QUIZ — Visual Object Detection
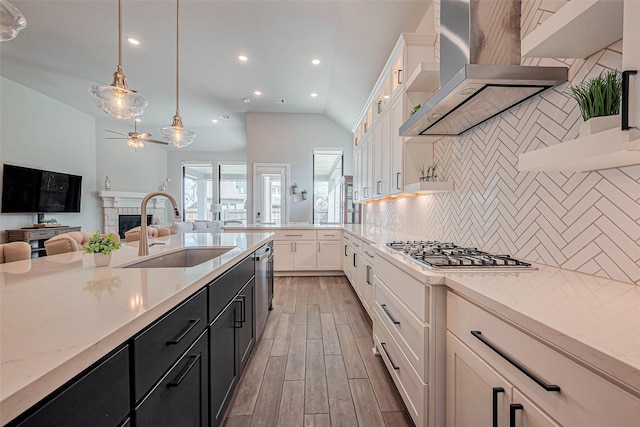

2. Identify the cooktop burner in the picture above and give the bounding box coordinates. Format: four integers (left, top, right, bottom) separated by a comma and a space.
385, 241, 533, 270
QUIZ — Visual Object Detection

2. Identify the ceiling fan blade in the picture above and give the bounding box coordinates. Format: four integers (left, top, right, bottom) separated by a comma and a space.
138, 133, 151, 139
105, 137, 128, 140
105, 129, 127, 136
143, 138, 169, 145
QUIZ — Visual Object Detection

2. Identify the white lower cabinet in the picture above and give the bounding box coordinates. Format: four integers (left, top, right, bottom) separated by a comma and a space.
274, 240, 316, 271
317, 240, 342, 270
273, 241, 294, 271
447, 291, 640, 427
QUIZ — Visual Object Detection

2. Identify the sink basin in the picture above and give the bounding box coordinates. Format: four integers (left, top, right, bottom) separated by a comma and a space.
121, 247, 234, 268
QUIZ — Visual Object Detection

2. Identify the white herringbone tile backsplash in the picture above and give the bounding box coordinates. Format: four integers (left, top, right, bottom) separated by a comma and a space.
364, 2, 640, 285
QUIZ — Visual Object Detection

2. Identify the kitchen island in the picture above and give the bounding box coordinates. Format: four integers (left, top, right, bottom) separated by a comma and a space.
0, 232, 273, 426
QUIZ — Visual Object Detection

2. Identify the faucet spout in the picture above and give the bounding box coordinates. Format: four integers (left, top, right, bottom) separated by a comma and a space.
139, 191, 181, 256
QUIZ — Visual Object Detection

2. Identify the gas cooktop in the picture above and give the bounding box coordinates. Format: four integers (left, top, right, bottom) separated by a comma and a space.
385, 241, 534, 270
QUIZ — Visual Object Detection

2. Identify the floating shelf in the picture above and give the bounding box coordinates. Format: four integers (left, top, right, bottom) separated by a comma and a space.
405, 61, 440, 93
521, 0, 623, 59
518, 128, 640, 172
403, 181, 454, 194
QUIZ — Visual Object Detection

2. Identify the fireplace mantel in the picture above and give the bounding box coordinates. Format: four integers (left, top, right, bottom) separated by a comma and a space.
98, 191, 166, 209
98, 191, 167, 235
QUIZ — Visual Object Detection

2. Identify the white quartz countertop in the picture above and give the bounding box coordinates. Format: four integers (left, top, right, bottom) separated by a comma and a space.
339, 225, 640, 394
0, 232, 273, 425
222, 223, 343, 229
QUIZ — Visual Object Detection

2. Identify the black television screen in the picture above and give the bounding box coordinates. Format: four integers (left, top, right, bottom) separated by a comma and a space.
1, 164, 82, 213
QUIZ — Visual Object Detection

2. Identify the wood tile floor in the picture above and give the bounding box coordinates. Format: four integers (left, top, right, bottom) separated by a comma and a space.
223, 276, 414, 427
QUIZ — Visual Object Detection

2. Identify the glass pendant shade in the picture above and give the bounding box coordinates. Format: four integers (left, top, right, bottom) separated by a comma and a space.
0, 0, 27, 41
160, 113, 195, 148
88, 0, 146, 119
89, 66, 148, 119
127, 137, 145, 150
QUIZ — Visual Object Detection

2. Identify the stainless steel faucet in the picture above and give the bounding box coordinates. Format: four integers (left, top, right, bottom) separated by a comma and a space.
139, 191, 181, 256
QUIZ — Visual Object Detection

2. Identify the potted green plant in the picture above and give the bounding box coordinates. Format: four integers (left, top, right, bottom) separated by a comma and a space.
83, 231, 121, 267
566, 69, 622, 137
301, 188, 308, 200
291, 183, 298, 194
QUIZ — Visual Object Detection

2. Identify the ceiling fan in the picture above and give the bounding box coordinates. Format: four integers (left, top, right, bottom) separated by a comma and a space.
104, 120, 169, 150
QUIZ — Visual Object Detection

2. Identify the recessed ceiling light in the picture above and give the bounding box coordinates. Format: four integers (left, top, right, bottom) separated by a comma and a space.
311, 58, 321, 65
383, 95, 390, 99
238, 55, 248, 62
127, 37, 140, 46
254, 91, 262, 96
212, 119, 218, 123
310, 93, 318, 98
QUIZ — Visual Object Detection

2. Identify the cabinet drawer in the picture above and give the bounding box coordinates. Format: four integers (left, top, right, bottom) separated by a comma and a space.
374, 254, 429, 323
374, 313, 427, 427
15, 346, 129, 427
316, 229, 341, 240
374, 276, 428, 381
31, 230, 56, 239
135, 330, 208, 427
209, 255, 254, 322
274, 230, 316, 240
350, 236, 364, 252
133, 288, 207, 402
447, 292, 640, 426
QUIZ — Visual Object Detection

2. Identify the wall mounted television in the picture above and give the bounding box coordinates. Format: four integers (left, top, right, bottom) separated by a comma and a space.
1, 164, 82, 214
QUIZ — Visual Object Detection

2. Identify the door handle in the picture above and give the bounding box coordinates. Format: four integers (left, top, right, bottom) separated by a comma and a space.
318, 242, 321, 253
492, 387, 505, 427
167, 354, 201, 387
509, 403, 523, 427
345, 245, 348, 257
622, 70, 637, 130
365, 265, 372, 285
166, 319, 200, 345
380, 304, 400, 325
396, 172, 401, 190
380, 342, 399, 370
353, 253, 357, 268
397, 69, 403, 85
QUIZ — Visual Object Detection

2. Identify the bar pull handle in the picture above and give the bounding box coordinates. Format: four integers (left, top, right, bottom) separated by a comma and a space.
376, 181, 382, 194
509, 403, 523, 427
318, 242, 321, 253
471, 331, 560, 392
168, 354, 201, 387
166, 319, 200, 345
364, 250, 374, 258
380, 304, 400, 325
492, 387, 505, 427
396, 172, 401, 190
353, 253, 357, 268
377, 100, 383, 114
622, 70, 637, 130
380, 342, 399, 370
285, 234, 303, 237
397, 69, 403, 85
365, 265, 372, 285
345, 244, 348, 257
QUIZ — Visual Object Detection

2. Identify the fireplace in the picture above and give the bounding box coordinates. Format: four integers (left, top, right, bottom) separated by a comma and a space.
119, 215, 152, 239
98, 191, 167, 236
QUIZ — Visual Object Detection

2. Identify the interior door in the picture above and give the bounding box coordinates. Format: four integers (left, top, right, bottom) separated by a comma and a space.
253, 164, 289, 224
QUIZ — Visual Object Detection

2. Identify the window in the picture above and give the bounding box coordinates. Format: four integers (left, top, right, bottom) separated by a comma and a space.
313, 149, 343, 224
182, 163, 213, 221
219, 163, 247, 225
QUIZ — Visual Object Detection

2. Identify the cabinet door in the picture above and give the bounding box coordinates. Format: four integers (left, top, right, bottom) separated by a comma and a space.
273, 241, 294, 271
14, 346, 130, 427
317, 240, 342, 270
135, 331, 209, 427
352, 252, 363, 298
237, 278, 255, 373
390, 96, 404, 194
510, 389, 560, 427
353, 146, 362, 202
210, 302, 238, 427
373, 111, 391, 197
446, 332, 512, 427
343, 242, 354, 281
292, 241, 317, 270
365, 138, 374, 199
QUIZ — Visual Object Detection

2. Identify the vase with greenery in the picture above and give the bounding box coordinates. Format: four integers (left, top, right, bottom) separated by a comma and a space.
83, 231, 121, 267
566, 70, 622, 136
291, 183, 298, 194
301, 189, 308, 200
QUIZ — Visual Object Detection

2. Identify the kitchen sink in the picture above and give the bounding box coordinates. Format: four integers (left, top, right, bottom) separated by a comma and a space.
121, 247, 235, 268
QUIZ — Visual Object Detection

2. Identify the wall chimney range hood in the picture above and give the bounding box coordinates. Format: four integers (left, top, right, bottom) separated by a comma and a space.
400, 0, 568, 137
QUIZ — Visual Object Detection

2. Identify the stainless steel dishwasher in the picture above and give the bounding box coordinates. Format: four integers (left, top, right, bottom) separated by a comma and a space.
254, 241, 273, 340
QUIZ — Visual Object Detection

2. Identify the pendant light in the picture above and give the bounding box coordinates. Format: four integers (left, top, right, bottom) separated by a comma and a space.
160, 0, 195, 148
88, 0, 147, 120
0, 0, 26, 42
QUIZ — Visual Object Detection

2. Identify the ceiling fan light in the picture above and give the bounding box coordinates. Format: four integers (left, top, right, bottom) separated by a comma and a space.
127, 138, 145, 150
160, 113, 195, 148
0, 0, 26, 42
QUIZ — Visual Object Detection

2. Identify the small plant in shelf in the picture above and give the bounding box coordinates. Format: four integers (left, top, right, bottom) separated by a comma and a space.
301, 189, 308, 200
410, 104, 421, 116
566, 69, 622, 137
291, 183, 298, 194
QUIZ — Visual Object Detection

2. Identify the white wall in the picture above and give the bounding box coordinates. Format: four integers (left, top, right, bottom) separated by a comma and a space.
246, 113, 353, 223
0, 77, 99, 240
95, 118, 168, 194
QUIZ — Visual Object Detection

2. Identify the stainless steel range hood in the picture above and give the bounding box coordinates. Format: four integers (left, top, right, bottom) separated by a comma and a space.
400, 0, 568, 137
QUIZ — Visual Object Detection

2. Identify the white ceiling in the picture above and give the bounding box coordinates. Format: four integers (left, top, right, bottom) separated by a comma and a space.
0, 0, 429, 152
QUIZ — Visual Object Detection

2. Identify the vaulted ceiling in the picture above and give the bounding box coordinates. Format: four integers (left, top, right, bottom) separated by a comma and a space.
1, 1, 430, 151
